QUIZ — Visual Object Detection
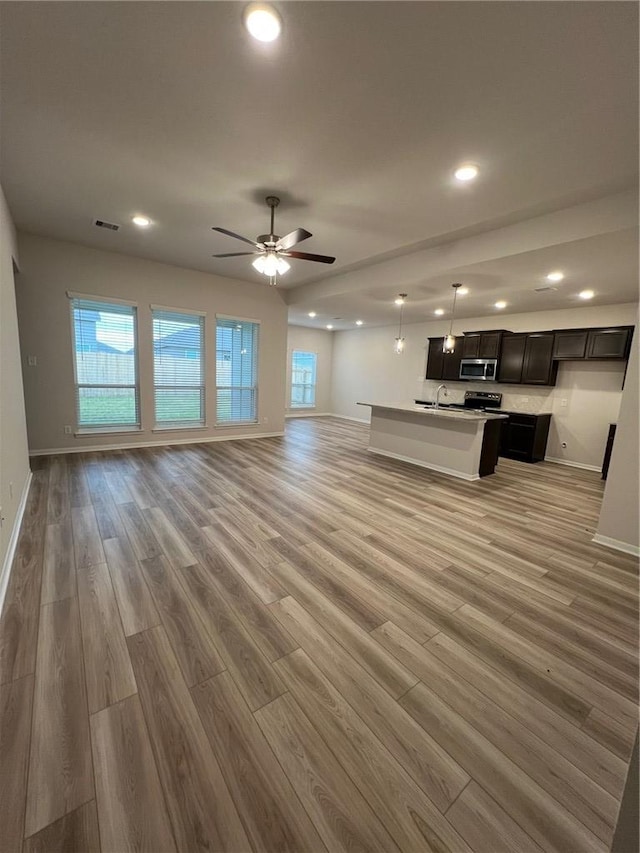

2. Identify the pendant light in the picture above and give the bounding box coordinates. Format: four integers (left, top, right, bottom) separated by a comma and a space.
443, 283, 462, 353
394, 294, 407, 354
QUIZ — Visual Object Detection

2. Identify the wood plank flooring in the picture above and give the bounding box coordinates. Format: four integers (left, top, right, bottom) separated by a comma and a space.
0, 417, 637, 852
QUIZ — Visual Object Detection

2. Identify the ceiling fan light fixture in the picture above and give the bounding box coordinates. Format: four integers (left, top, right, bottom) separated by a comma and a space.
252, 253, 290, 276
244, 3, 282, 42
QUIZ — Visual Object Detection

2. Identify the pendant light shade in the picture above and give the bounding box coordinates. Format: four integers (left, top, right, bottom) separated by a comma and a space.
394, 293, 407, 354
443, 333, 456, 353
442, 283, 462, 353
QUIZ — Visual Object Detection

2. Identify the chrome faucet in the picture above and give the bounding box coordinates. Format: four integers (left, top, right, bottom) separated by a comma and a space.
435, 384, 448, 409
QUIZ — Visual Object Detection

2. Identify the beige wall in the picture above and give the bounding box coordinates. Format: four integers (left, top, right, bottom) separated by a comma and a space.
16, 233, 289, 453
596, 310, 639, 552
286, 325, 334, 415
330, 302, 637, 469
0, 185, 30, 587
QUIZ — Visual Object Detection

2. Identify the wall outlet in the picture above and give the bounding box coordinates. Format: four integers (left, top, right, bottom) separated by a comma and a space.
560, 398, 568, 407
28, 355, 37, 367
63, 425, 72, 435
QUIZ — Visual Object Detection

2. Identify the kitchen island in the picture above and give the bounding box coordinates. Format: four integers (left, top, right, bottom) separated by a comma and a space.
357, 402, 508, 480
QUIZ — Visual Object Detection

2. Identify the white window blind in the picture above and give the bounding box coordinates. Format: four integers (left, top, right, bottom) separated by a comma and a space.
290, 350, 317, 408
152, 309, 205, 427
216, 318, 259, 424
71, 298, 139, 429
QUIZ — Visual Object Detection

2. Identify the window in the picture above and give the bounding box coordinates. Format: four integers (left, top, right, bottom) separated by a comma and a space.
290, 350, 317, 408
71, 297, 139, 429
152, 308, 205, 427
216, 318, 259, 424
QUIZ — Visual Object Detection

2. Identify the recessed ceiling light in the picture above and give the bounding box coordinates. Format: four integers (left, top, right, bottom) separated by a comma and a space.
495, 300, 507, 309
454, 163, 479, 182
457, 287, 469, 296
244, 3, 282, 42
326, 324, 333, 330
132, 215, 151, 228
308, 311, 316, 318
546, 271, 564, 282
579, 290, 594, 300
434, 309, 444, 316
355, 320, 363, 326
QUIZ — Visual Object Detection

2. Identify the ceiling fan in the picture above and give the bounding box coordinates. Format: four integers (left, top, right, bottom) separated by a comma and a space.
212, 195, 335, 281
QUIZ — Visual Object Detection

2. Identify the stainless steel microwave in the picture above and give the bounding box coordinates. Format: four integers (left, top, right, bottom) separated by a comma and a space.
459, 358, 497, 381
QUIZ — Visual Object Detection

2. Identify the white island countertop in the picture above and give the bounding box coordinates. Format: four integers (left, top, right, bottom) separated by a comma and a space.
357, 402, 508, 421
357, 402, 507, 480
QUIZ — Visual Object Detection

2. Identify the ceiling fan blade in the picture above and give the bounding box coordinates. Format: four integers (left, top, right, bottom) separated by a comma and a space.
283, 250, 336, 265
212, 251, 257, 258
212, 227, 259, 248
276, 228, 312, 252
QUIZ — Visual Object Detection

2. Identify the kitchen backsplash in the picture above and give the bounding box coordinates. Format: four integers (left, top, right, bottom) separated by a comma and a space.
419, 379, 553, 412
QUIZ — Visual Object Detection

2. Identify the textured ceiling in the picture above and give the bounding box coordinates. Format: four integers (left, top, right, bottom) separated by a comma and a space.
1, 1, 638, 328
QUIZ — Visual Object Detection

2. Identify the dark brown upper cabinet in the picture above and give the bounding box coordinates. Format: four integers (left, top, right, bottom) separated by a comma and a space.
425, 336, 464, 380
551, 326, 633, 361
462, 331, 504, 359
498, 332, 558, 386
522, 332, 558, 385
498, 334, 527, 383
553, 329, 588, 360
425, 337, 445, 380
442, 338, 465, 380
586, 327, 633, 360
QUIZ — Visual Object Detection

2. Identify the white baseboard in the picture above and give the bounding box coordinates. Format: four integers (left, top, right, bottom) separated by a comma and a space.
545, 456, 601, 473
367, 447, 480, 481
0, 471, 33, 619
592, 533, 640, 557
285, 412, 332, 419
328, 413, 370, 424
29, 431, 285, 457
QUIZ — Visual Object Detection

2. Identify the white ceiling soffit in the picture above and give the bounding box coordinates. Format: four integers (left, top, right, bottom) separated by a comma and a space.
0, 1, 638, 321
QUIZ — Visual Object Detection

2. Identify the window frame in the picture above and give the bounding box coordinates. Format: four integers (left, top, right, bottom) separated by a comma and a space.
290, 349, 318, 409
69, 295, 141, 433
151, 306, 206, 430
215, 315, 260, 426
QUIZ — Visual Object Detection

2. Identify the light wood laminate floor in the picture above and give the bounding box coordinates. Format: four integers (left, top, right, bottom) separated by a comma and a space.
0, 416, 637, 853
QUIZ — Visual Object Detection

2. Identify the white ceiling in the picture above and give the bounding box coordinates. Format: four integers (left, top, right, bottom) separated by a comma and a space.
1, 1, 638, 329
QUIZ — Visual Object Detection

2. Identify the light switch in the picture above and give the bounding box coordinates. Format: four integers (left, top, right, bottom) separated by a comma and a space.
28, 355, 37, 366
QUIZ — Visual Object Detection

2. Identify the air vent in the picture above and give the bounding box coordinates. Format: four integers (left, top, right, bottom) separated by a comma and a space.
94, 219, 120, 231
534, 285, 558, 293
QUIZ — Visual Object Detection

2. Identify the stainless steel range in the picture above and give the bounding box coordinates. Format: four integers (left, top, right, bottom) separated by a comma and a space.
450, 391, 504, 412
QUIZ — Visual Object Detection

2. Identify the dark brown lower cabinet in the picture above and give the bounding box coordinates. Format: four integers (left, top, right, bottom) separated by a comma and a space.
499, 413, 552, 463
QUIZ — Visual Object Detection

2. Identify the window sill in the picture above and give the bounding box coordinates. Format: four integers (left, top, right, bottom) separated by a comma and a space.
75, 427, 143, 437
152, 425, 207, 432
215, 421, 259, 428
289, 406, 317, 411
